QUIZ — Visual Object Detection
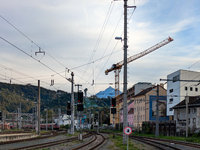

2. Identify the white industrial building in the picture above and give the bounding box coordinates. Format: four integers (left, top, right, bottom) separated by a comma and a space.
167, 69, 200, 117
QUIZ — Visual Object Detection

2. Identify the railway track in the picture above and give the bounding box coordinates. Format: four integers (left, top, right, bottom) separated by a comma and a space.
9, 133, 93, 150
129, 136, 181, 150
71, 132, 106, 150
99, 131, 200, 150
131, 135, 200, 149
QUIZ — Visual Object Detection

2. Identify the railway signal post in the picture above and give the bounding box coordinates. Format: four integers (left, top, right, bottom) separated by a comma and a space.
124, 126, 132, 150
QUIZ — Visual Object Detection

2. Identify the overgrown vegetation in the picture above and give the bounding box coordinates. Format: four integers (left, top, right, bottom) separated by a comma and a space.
108, 134, 140, 150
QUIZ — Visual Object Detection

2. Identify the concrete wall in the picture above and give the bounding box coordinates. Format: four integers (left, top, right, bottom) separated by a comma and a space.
134, 82, 152, 95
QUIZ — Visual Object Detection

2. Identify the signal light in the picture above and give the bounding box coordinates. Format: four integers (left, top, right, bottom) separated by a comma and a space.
77, 104, 84, 111
67, 102, 71, 110
67, 111, 71, 115
111, 108, 116, 114
78, 92, 83, 103
111, 98, 116, 107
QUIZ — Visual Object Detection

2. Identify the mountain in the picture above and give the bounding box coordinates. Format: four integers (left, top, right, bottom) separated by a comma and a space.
95, 86, 121, 98
0, 82, 77, 113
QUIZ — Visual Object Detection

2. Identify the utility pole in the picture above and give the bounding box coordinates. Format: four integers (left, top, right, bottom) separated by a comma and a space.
3, 111, 5, 130
123, 0, 128, 144
156, 84, 159, 137
186, 96, 189, 137
98, 111, 99, 133
71, 72, 74, 135
46, 109, 48, 131
18, 102, 21, 129
38, 80, 41, 135
75, 84, 82, 131
58, 108, 61, 128
52, 109, 53, 131
89, 110, 91, 129
32, 107, 34, 129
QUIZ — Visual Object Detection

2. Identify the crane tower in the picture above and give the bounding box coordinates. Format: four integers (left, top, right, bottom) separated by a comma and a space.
105, 37, 173, 125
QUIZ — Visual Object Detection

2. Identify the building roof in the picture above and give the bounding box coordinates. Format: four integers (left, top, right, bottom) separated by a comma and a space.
131, 85, 166, 98
128, 100, 134, 105
173, 96, 200, 109
120, 100, 134, 111
132, 86, 155, 97
128, 108, 134, 114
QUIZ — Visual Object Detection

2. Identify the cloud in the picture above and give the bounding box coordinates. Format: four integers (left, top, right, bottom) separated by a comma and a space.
136, 22, 151, 28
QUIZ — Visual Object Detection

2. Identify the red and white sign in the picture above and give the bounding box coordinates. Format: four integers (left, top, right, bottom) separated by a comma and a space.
124, 127, 132, 135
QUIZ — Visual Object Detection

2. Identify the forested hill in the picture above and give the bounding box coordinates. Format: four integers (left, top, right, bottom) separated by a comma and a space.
0, 82, 71, 113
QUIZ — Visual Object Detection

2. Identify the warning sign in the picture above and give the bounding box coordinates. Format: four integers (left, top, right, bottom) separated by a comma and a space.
124, 127, 132, 135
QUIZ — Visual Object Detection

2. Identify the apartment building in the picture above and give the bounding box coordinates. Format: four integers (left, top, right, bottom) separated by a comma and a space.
132, 84, 168, 129
173, 96, 200, 133
110, 82, 152, 124
167, 69, 200, 117
120, 100, 134, 127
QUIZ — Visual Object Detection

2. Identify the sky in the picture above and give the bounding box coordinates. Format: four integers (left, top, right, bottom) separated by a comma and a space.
0, 0, 200, 96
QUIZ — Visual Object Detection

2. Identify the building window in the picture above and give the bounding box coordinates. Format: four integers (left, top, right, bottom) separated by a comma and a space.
195, 88, 198, 92
169, 98, 173, 103
192, 108, 196, 114
190, 87, 193, 91
193, 118, 196, 123
185, 87, 188, 91
188, 118, 190, 124
169, 108, 173, 111
169, 89, 173, 93
173, 75, 179, 82
188, 109, 190, 114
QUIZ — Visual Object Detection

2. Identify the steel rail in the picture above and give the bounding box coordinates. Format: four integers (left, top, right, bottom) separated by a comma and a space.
9, 133, 92, 150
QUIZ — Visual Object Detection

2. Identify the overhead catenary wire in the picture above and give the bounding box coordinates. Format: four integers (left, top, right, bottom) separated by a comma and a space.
84, 4, 137, 94
78, 1, 115, 83
0, 14, 93, 87
0, 36, 71, 85
0, 63, 59, 90
94, 5, 136, 81
0, 14, 71, 72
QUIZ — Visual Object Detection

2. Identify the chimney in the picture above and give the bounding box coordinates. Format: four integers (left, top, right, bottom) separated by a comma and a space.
160, 83, 164, 88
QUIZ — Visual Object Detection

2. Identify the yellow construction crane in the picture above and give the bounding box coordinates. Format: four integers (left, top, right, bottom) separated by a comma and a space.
105, 37, 173, 124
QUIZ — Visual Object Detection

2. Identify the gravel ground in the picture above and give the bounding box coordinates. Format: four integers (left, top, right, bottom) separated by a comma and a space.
98, 133, 158, 150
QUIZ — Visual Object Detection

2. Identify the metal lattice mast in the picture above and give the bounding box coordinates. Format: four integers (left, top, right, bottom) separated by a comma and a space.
75, 84, 82, 131
123, 0, 128, 144
71, 72, 74, 135
38, 80, 41, 135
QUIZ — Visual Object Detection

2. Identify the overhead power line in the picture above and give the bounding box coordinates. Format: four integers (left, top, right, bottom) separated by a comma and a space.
0, 63, 58, 90
0, 14, 93, 86
79, 1, 115, 83
0, 36, 71, 84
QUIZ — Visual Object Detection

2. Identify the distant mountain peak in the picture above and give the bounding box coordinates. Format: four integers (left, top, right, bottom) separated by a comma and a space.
95, 86, 121, 98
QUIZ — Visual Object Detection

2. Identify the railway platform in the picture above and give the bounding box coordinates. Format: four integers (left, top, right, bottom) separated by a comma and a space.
0, 133, 37, 142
